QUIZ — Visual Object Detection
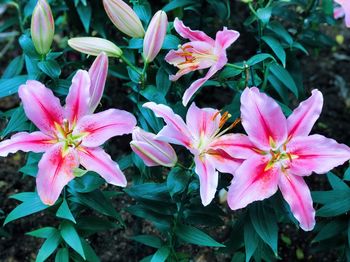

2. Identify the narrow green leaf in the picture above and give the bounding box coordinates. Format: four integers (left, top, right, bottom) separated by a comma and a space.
247, 53, 276, 66
36, 230, 61, 262
56, 199, 76, 223
2, 55, 24, 79
0, 75, 28, 98
163, 0, 196, 12
244, 220, 259, 262
38, 60, 61, 79
151, 246, 170, 262
76, 2, 91, 33
60, 221, 85, 260
80, 238, 100, 262
131, 235, 162, 248
167, 167, 190, 197
1, 106, 30, 138
313, 220, 346, 242
327, 172, 349, 191
55, 248, 69, 262
27, 227, 57, 239
261, 36, 286, 67
256, 7, 272, 25
175, 224, 225, 247
269, 63, 298, 98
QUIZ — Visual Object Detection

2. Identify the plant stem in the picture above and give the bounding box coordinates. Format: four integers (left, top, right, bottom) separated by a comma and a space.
120, 55, 142, 75
226, 63, 245, 71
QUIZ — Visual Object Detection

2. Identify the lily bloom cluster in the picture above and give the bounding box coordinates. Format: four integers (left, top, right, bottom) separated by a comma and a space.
0, 53, 136, 205
137, 88, 350, 231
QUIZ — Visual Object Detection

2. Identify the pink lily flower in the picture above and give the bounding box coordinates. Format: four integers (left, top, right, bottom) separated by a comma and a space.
228, 87, 350, 231
165, 18, 240, 106
0, 63, 136, 205
334, 0, 350, 27
143, 102, 255, 206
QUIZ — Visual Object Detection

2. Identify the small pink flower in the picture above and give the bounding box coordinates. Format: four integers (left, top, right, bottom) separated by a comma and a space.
227, 87, 350, 231
143, 102, 254, 206
130, 127, 177, 167
143, 10, 168, 63
0, 65, 136, 205
165, 18, 240, 106
334, 0, 350, 27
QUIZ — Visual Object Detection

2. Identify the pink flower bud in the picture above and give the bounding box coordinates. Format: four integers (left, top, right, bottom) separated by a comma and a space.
103, 0, 145, 38
130, 127, 177, 167
68, 37, 123, 57
143, 10, 168, 63
31, 0, 54, 55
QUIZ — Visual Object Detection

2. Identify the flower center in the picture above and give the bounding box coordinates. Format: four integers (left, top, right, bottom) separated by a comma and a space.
176, 45, 217, 69
54, 120, 84, 149
264, 143, 297, 172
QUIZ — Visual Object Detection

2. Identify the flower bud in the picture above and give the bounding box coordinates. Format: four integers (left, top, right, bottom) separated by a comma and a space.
31, 0, 54, 55
68, 37, 123, 57
88, 52, 108, 113
130, 127, 177, 167
143, 10, 168, 63
103, 0, 145, 38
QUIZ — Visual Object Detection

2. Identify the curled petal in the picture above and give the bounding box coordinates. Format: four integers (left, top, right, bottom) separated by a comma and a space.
240, 87, 287, 150
68, 37, 123, 57
75, 109, 136, 147
209, 133, 258, 159
88, 52, 109, 113
186, 103, 220, 140
215, 27, 240, 50
288, 134, 350, 176
227, 156, 279, 210
143, 102, 192, 147
174, 18, 215, 44
278, 174, 315, 231
206, 149, 243, 175
78, 147, 127, 187
182, 54, 227, 106
194, 155, 218, 206
18, 80, 64, 135
287, 89, 323, 138
0, 132, 54, 157
65, 70, 91, 124
36, 144, 78, 205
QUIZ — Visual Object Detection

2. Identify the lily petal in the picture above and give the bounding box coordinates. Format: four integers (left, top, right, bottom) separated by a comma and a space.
288, 134, 350, 176
215, 27, 240, 50
287, 89, 323, 138
209, 133, 258, 159
206, 149, 243, 175
65, 70, 91, 124
194, 155, 218, 206
186, 103, 220, 140
182, 53, 227, 106
240, 87, 288, 150
278, 173, 315, 231
88, 53, 108, 113
78, 147, 127, 187
36, 144, 78, 205
227, 156, 279, 210
174, 18, 215, 44
75, 109, 136, 148
18, 80, 64, 135
0, 132, 54, 157
335, 0, 350, 27
143, 102, 192, 147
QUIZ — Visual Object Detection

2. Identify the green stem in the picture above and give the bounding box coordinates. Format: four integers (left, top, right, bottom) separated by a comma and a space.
226, 63, 245, 71
10, 1, 24, 33
120, 55, 142, 75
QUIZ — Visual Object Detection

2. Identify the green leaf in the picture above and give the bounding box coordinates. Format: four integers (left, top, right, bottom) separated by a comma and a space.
127, 205, 172, 229
134, 3, 151, 24
131, 235, 162, 248
56, 199, 76, 223
317, 197, 350, 217
156, 68, 171, 96
1, 106, 30, 138
151, 246, 170, 262
4, 192, 49, 225
76, 216, 121, 235
19, 34, 39, 58
76, 2, 91, 33
327, 172, 349, 190
244, 220, 259, 262
68, 172, 104, 193
344, 167, 350, 181
140, 85, 167, 104
269, 63, 298, 98
27, 227, 57, 239
167, 167, 190, 197
247, 53, 276, 66
0, 75, 28, 98
163, 0, 196, 12
175, 224, 225, 247
36, 229, 61, 262
2, 55, 24, 79
256, 7, 272, 25
261, 36, 286, 67
125, 183, 171, 202
249, 203, 278, 254
38, 60, 61, 79
55, 248, 69, 262
313, 220, 346, 242
267, 22, 293, 45
80, 238, 100, 262
162, 35, 181, 49
60, 221, 85, 260
267, 74, 289, 105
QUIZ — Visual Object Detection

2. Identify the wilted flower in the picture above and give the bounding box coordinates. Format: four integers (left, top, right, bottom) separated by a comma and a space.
227, 87, 350, 231
103, 0, 145, 38
31, 0, 55, 55
0, 66, 136, 205
144, 102, 253, 206
143, 10, 168, 63
68, 37, 123, 57
130, 127, 177, 167
165, 18, 240, 106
